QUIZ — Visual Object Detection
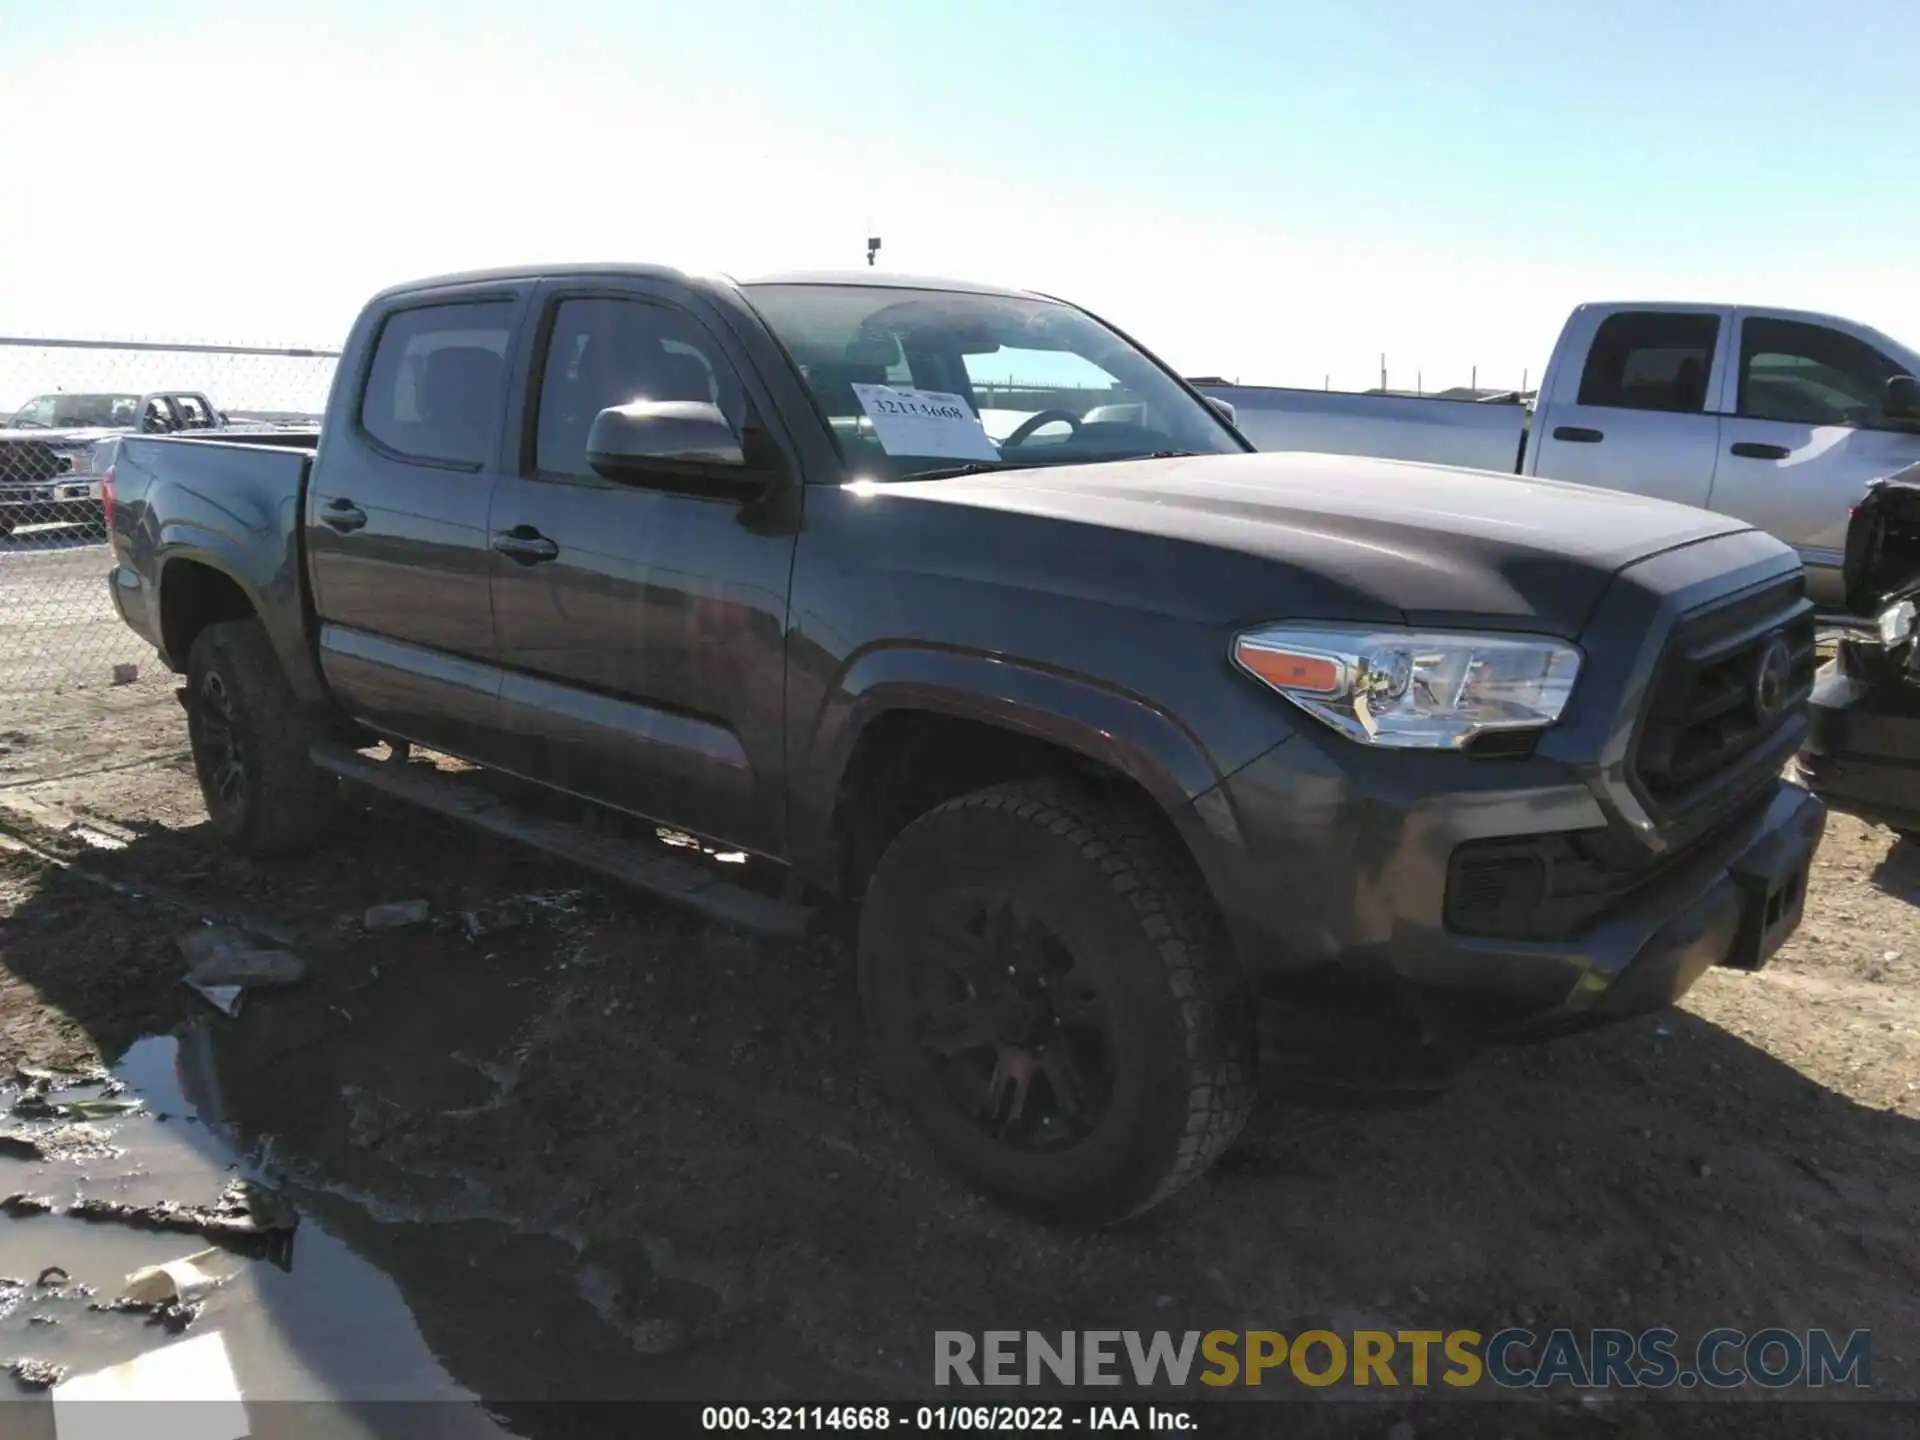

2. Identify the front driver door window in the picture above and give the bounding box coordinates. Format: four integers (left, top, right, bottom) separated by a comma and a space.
1711, 316, 1920, 608
1737, 319, 1908, 430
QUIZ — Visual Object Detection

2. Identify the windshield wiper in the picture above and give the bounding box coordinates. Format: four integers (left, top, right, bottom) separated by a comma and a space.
909, 461, 1027, 481
1030, 450, 1205, 469
908, 451, 1204, 482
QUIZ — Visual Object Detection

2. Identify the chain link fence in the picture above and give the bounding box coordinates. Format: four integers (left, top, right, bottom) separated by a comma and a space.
0, 339, 337, 707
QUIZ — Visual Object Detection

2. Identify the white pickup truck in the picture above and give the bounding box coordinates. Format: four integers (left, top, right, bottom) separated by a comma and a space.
1198, 302, 1920, 609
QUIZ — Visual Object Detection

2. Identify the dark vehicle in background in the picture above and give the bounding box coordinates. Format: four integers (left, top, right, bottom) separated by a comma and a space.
102, 264, 1823, 1221
1800, 452, 1920, 839
1, 389, 227, 537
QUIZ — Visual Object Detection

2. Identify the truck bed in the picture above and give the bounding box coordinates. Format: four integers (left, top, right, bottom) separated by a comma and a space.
1197, 384, 1529, 473
105, 430, 321, 694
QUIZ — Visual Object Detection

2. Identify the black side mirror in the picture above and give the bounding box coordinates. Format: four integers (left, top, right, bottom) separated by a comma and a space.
1886, 374, 1920, 421
587, 400, 758, 483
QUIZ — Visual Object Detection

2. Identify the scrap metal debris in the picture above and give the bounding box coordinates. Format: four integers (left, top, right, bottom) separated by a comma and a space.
177, 926, 308, 1017
9, 1357, 66, 1390
34, 1268, 68, 1288
66, 1177, 297, 1256
9, 1124, 120, 1165
460, 899, 529, 939
0, 1134, 45, 1161
84, 1247, 230, 1334
458, 888, 592, 940
122, 1248, 225, 1308
187, 982, 245, 1018
11, 1094, 142, 1122
364, 899, 432, 930
13, 1064, 111, 1092
0, 1195, 55, 1217
90, 1293, 204, 1335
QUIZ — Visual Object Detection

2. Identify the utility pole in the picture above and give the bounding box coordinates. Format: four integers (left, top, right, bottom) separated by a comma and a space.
1379, 353, 1387, 392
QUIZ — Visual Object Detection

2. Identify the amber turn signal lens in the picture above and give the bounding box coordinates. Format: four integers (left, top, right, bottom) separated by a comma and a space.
1234, 641, 1342, 694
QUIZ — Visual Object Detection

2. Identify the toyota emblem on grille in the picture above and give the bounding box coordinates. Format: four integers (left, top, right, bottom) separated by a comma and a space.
1752, 636, 1792, 721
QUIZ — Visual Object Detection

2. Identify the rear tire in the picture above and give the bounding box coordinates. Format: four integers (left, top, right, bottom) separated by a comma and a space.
185, 619, 338, 857
859, 778, 1256, 1223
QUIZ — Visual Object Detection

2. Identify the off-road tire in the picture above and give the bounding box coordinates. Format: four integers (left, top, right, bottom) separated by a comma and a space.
859, 778, 1256, 1223
185, 619, 338, 857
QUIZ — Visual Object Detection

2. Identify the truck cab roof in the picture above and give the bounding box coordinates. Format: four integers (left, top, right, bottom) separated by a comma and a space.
369, 264, 1044, 306
736, 270, 1042, 300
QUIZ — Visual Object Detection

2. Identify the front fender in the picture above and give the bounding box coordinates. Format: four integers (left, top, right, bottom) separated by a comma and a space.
789, 642, 1254, 881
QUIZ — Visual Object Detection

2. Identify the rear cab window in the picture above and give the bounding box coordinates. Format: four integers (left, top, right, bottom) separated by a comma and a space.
1577, 312, 1720, 414
359, 301, 516, 466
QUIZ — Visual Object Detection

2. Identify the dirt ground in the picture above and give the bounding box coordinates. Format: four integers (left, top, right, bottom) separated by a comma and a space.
1, 683, 1917, 1437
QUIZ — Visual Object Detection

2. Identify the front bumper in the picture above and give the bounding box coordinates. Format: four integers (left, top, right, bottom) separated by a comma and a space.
0, 478, 102, 524
1177, 733, 1825, 1040
1799, 657, 1920, 833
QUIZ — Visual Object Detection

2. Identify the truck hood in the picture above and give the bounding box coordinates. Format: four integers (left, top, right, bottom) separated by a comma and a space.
0, 426, 120, 444
890, 450, 1756, 636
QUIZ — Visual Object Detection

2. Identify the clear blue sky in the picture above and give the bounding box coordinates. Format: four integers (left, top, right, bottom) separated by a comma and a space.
2, 0, 1915, 390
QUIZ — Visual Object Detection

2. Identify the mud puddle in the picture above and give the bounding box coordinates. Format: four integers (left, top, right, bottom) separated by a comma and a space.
0, 1018, 743, 1436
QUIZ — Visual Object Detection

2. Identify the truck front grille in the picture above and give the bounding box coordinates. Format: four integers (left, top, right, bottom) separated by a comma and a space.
0, 441, 64, 485
1630, 575, 1815, 816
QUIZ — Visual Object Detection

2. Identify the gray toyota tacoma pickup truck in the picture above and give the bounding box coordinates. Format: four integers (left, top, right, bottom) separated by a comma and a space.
103, 264, 1826, 1221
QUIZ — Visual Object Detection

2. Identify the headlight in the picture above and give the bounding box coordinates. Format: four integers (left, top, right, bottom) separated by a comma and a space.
1879, 599, 1915, 647
1231, 624, 1582, 749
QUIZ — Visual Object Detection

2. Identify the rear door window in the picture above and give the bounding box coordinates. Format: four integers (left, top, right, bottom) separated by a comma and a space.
1576, 312, 1720, 414
1738, 318, 1912, 429
359, 301, 515, 466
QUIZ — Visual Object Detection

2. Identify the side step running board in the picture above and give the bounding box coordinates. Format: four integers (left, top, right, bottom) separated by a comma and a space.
309, 742, 813, 940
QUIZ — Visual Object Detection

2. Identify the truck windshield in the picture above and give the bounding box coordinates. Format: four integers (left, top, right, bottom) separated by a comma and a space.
8, 393, 142, 429
743, 283, 1247, 480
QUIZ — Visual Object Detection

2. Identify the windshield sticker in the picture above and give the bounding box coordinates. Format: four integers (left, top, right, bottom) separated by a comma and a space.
849, 384, 1001, 462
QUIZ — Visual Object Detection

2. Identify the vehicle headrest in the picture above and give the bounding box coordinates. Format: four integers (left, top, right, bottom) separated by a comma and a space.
648, 350, 714, 404
805, 363, 892, 415
420, 346, 504, 424
1671, 356, 1705, 411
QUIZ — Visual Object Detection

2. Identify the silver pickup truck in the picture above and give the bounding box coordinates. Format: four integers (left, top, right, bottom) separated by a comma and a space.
0, 390, 228, 536
1200, 302, 1920, 610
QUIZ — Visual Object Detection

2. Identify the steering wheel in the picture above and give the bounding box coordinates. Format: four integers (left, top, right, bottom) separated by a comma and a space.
1001, 409, 1082, 448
